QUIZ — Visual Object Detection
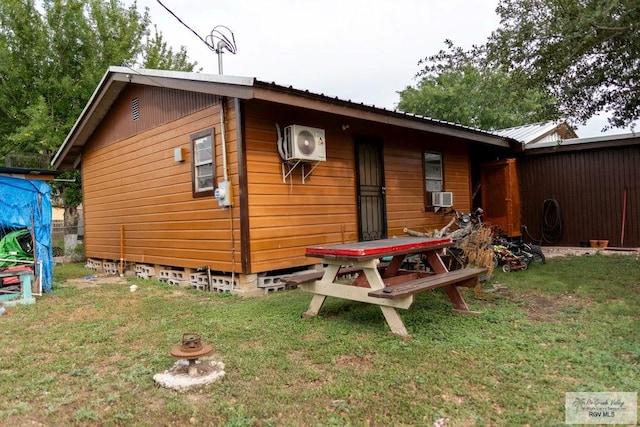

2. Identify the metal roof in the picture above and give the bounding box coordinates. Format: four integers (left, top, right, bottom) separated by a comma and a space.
496, 120, 576, 145
52, 67, 517, 169
523, 131, 640, 154
0, 166, 61, 177
252, 79, 507, 137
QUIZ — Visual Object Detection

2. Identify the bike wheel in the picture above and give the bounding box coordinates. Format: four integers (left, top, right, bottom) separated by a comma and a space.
528, 247, 546, 264
492, 253, 500, 269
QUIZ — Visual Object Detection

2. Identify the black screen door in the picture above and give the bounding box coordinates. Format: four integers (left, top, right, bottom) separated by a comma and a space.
356, 137, 387, 241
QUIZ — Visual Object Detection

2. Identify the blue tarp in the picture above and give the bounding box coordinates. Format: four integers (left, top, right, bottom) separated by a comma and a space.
0, 175, 53, 292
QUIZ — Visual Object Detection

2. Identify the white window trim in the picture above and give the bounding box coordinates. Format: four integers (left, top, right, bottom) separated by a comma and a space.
191, 128, 215, 195
424, 150, 444, 206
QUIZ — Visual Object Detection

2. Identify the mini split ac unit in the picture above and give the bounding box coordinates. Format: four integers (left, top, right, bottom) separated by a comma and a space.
283, 125, 326, 162
432, 191, 453, 207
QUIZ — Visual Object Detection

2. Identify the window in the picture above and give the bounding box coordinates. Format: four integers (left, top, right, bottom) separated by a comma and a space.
191, 129, 214, 196
424, 151, 443, 206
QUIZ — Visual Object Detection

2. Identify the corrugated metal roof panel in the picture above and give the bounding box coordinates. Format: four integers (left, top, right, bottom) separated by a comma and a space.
496, 120, 565, 144
524, 131, 640, 151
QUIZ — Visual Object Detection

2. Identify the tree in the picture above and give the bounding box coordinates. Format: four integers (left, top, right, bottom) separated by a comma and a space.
488, 0, 640, 129
0, 0, 198, 226
0, 0, 49, 153
397, 40, 560, 130
0, 0, 198, 158
50, 170, 82, 230
143, 25, 194, 70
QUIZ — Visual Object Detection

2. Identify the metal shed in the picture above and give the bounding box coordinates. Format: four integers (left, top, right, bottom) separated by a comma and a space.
518, 133, 639, 248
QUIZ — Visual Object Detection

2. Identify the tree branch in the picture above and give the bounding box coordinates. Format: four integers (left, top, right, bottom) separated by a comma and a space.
589, 23, 634, 33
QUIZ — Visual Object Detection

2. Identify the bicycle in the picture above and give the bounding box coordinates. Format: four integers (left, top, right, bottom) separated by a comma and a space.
491, 233, 546, 269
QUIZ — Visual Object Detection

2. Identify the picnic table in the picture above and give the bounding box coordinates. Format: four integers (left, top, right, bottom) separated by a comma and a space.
292, 236, 486, 337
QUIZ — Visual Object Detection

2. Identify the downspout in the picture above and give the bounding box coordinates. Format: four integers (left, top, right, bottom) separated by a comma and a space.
220, 97, 229, 182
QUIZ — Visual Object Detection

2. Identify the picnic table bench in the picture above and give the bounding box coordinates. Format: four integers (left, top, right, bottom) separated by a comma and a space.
367, 267, 487, 299
298, 237, 486, 337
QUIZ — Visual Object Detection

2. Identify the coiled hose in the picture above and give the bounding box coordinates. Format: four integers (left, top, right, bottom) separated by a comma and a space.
541, 198, 562, 244
522, 198, 563, 244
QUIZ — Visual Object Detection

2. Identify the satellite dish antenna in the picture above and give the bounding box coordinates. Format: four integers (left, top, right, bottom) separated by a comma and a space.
205, 25, 237, 74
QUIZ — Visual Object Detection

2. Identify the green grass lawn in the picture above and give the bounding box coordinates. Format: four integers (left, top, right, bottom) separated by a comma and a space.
0, 254, 638, 426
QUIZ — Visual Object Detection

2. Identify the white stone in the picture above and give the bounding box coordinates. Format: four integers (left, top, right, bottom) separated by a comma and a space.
153, 359, 225, 391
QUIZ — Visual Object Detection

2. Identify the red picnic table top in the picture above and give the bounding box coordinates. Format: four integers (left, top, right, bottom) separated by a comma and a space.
305, 236, 453, 260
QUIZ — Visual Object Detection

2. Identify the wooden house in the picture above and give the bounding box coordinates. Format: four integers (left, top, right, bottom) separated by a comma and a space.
52, 67, 517, 294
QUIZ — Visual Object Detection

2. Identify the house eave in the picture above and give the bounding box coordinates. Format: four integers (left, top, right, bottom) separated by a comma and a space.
51, 67, 257, 170
53, 68, 514, 170
252, 83, 512, 148
524, 133, 640, 155
0, 167, 61, 179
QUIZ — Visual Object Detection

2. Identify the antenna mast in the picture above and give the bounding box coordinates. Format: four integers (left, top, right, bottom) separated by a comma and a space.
205, 25, 237, 74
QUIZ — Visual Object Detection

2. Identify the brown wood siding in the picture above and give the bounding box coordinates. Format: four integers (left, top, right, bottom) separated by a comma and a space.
91, 85, 217, 149
243, 100, 473, 273
481, 159, 521, 237
519, 146, 639, 247
384, 133, 471, 235
83, 94, 242, 271
243, 102, 357, 272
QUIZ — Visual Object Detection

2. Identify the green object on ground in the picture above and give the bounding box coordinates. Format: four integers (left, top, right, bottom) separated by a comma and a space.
0, 229, 33, 267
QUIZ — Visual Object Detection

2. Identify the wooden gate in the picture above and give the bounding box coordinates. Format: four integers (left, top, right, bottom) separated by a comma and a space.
480, 158, 521, 237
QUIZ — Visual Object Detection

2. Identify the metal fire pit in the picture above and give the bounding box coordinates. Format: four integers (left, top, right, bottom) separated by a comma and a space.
170, 333, 213, 376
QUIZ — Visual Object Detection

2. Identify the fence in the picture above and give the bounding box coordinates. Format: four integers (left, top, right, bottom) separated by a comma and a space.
52, 221, 83, 257
4, 153, 51, 169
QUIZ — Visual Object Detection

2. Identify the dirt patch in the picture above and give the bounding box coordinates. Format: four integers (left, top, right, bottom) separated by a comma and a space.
483, 283, 512, 297
66, 274, 128, 289
543, 246, 639, 259
0, 305, 14, 319
523, 295, 559, 320
628, 283, 640, 292
519, 293, 588, 321
335, 354, 373, 369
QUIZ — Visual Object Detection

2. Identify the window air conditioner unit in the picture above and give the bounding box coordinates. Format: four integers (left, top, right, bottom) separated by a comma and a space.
283, 125, 326, 162
432, 191, 453, 207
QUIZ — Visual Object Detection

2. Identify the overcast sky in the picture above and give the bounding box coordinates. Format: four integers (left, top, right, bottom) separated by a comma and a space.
131, 0, 636, 138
